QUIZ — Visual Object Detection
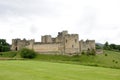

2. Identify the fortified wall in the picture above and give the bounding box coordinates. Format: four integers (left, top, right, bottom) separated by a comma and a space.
11, 31, 95, 55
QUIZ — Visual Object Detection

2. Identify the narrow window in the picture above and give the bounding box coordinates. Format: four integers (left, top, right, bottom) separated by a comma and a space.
75, 39, 77, 43
66, 39, 67, 43
72, 45, 74, 48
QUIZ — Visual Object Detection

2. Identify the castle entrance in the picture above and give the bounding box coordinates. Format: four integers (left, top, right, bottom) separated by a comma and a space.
15, 47, 17, 51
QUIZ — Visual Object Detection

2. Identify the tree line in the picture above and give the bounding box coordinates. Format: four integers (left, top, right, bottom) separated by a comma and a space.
96, 41, 120, 51
103, 42, 120, 51
0, 38, 120, 52
0, 39, 10, 52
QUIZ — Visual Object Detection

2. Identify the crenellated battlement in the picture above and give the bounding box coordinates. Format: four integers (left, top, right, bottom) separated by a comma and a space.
65, 34, 78, 38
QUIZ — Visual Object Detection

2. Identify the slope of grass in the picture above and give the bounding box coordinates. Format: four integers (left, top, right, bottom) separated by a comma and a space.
0, 50, 120, 69
0, 60, 120, 80
0, 51, 17, 58
34, 50, 120, 69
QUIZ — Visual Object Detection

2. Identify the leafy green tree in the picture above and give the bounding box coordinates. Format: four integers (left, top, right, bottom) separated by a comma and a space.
0, 39, 10, 52
109, 44, 116, 50
116, 45, 120, 51
96, 44, 102, 49
103, 42, 110, 50
103, 42, 120, 51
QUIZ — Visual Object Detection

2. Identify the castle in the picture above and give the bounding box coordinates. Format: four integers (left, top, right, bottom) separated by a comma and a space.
11, 31, 95, 55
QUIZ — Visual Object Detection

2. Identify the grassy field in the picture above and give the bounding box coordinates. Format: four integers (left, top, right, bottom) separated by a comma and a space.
0, 51, 17, 58
0, 50, 120, 69
0, 60, 120, 80
34, 50, 120, 69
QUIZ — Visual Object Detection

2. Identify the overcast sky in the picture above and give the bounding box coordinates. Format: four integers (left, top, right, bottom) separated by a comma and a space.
0, 0, 120, 44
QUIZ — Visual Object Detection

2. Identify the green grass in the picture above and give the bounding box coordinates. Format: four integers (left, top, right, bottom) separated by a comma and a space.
0, 50, 120, 69
0, 60, 120, 80
0, 51, 17, 58
33, 50, 120, 69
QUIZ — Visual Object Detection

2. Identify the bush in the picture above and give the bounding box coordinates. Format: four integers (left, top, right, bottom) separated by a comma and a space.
112, 60, 115, 62
20, 48, 36, 59
115, 61, 118, 64
81, 51, 85, 55
87, 49, 96, 56
90, 49, 96, 56
105, 54, 108, 56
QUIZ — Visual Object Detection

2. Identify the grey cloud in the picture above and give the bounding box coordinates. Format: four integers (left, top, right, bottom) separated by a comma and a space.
0, 0, 62, 17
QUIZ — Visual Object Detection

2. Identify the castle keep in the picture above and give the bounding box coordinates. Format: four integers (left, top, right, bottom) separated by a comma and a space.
11, 31, 95, 55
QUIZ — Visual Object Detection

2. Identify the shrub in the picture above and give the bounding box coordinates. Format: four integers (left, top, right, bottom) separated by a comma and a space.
115, 61, 118, 64
81, 51, 85, 55
87, 49, 96, 56
90, 49, 96, 56
105, 54, 108, 56
112, 60, 115, 62
20, 48, 36, 59
73, 54, 79, 57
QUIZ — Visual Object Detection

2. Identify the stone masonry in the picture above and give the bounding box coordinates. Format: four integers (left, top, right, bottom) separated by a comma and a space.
11, 31, 95, 55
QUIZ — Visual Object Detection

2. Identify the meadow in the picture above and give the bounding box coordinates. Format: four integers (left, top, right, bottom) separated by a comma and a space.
0, 60, 120, 80
0, 50, 120, 69
34, 50, 120, 69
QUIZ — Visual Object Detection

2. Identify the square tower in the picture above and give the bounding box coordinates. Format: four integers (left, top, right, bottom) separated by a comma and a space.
64, 34, 79, 54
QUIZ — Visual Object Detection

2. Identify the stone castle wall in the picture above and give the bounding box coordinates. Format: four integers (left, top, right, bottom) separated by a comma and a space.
41, 35, 53, 43
11, 31, 96, 55
79, 40, 95, 52
33, 43, 60, 53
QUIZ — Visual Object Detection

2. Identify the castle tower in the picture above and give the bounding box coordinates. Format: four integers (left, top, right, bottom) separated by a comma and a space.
64, 34, 79, 54
55, 30, 68, 43
41, 35, 52, 43
79, 40, 95, 52
11, 38, 35, 51
25, 39, 35, 49
11, 39, 20, 51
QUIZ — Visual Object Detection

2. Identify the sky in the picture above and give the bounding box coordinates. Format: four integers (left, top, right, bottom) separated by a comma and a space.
0, 0, 120, 44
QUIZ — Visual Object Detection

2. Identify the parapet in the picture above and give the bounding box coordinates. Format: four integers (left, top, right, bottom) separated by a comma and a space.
80, 39, 95, 44
65, 34, 78, 38
86, 40, 95, 43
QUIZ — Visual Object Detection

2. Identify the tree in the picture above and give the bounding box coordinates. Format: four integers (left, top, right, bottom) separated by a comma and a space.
116, 45, 120, 51
0, 39, 10, 52
103, 42, 120, 51
103, 42, 110, 50
96, 44, 102, 49
109, 44, 116, 50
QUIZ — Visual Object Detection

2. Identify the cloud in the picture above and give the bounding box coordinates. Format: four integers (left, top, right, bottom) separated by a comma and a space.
30, 25, 38, 34
0, 0, 62, 17
0, 0, 120, 44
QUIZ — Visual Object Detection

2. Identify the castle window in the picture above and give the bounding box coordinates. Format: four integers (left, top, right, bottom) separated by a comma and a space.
66, 39, 67, 43
72, 45, 74, 48
75, 39, 77, 43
